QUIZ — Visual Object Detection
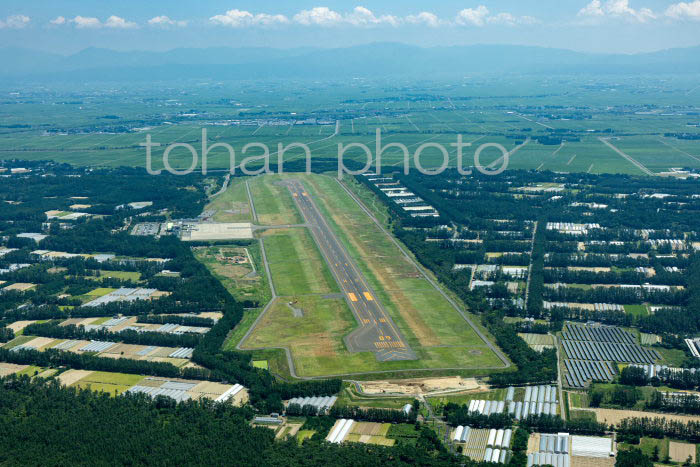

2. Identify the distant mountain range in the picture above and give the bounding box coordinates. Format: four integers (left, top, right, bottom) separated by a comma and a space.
1, 42, 699, 82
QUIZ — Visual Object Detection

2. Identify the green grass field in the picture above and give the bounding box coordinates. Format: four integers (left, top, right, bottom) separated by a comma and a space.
193, 243, 268, 305
656, 347, 689, 367
95, 270, 141, 281
619, 437, 669, 462
240, 174, 505, 377
248, 175, 302, 225
301, 174, 501, 354
624, 304, 649, 317
71, 371, 145, 397
262, 228, 338, 296
205, 178, 253, 223
335, 386, 415, 409
2, 335, 36, 349
2, 75, 699, 176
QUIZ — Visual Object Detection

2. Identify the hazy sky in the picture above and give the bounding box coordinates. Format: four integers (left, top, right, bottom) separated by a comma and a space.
0, 1, 699, 54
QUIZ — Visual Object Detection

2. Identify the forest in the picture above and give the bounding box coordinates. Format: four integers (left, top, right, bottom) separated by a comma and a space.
0, 376, 463, 466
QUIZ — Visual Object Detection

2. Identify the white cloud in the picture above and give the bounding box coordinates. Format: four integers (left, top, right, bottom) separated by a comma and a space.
293, 7, 343, 26
148, 16, 187, 27
210, 9, 289, 27
70, 15, 137, 29
0, 14, 30, 29
578, 0, 605, 17
487, 12, 539, 26
578, 0, 656, 22
665, 0, 700, 20
252, 13, 290, 26
455, 6, 490, 26
72, 16, 102, 29
405, 11, 441, 27
104, 15, 138, 29
50, 16, 66, 25
454, 6, 538, 27
346, 6, 400, 26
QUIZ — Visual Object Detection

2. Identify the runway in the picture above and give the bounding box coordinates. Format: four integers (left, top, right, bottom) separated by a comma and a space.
285, 179, 416, 362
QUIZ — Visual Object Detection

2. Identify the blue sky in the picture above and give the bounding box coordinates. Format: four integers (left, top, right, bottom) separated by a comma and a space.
0, 1, 699, 54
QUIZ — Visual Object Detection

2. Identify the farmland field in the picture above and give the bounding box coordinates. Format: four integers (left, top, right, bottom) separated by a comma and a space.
1, 76, 698, 175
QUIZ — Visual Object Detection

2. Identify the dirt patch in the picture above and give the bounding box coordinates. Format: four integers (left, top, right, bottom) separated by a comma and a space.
6, 320, 36, 332
590, 408, 700, 424
571, 456, 614, 467
669, 441, 696, 463
569, 267, 611, 273
58, 369, 93, 386
527, 433, 541, 454
25, 337, 57, 350
351, 422, 385, 436
360, 376, 482, 396
0, 363, 28, 376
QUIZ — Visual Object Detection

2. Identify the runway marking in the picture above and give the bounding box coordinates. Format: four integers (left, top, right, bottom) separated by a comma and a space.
379, 335, 384, 341
292, 193, 298, 197
363, 292, 374, 301
347, 293, 358, 302
379, 318, 386, 323
302, 192, 308, 196
362, 319, 370, 324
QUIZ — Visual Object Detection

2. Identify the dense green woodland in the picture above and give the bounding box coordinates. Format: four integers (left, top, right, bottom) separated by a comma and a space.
0, 377, 463, 466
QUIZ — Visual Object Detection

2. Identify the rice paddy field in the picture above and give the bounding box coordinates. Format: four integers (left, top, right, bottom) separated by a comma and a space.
1, 76, 698, 175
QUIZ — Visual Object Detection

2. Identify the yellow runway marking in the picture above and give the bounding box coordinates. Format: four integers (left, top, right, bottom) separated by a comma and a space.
379, 335, 384, 341
347, 293, 358, 302
363, 292, 374, 301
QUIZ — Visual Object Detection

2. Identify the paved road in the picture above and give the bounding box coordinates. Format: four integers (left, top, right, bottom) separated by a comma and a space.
553, 332, 567, 420
285, 179, 416, 362
599, 137, 655, 176
245, 179, 258, 222
209, 174, 231, 198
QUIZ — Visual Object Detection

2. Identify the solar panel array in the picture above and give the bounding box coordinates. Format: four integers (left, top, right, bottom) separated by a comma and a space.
562, 324, 661, 388
562, 324, 634, 344
287, 395, 338, 413
562, 340, 658, 363
564, 360, 616, 388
